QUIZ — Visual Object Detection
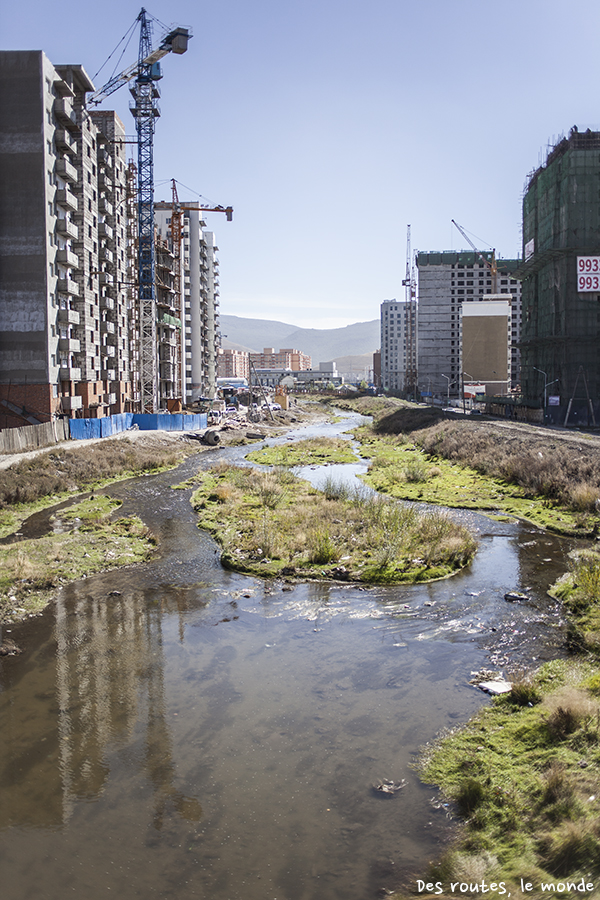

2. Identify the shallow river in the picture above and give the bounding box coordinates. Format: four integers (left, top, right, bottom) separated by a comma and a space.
0, 415, 577, 900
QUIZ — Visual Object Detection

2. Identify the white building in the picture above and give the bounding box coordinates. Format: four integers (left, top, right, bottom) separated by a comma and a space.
380, 298, 412, 392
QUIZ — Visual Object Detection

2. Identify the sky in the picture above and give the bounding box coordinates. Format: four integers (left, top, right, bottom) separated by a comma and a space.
4, 0, 600, 329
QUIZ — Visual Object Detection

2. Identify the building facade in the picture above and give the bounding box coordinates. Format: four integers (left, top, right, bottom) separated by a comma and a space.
0, 51, 132, 426
379, 298, 413, 392
249, 348, 311, 371
416, 251, 522, 401
155, 205, 220, 403
217, 348, 250, 381
517, 128, 600, 421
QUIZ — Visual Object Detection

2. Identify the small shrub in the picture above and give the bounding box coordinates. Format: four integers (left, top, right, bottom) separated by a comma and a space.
307, 527, 339, 564
509, 676, 541, 707
539, 820, 600, 876
568, 482, 600, 513
322, 476, 349, 501
455, 778, 486, 815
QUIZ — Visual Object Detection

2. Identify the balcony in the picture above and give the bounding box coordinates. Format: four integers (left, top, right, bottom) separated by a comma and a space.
59, 366, 81, 382
100, 295, 115, 311
58, 337, 81, 353
56, 248, 79, 268
57, 307, 80, 326
55, 129, 77, 155
53, 98, 78, 131
57, 277, 79, 296
98, 196, 113, 216
55, 157, 78, 184
98, 148, 113, 168
98, 222, 113, 239
104, 393, 117, 405
101, 246, 114, 263
55, 217, 78, 240
101, 320, 115, 334
55, 188, 78, 213
98, 171, 113, 191
101, 344, 116, 357
98, 271, 113, 285
60, 395, 83, 411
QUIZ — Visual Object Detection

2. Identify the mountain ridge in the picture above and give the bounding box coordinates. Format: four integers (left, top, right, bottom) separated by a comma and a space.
220, 314, 379, 364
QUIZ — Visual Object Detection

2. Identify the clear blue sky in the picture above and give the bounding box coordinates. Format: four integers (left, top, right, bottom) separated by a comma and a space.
4, 0, 600, 328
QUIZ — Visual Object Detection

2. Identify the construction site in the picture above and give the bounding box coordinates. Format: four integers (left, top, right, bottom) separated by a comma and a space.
0, 10, 232, 429
516, 127, 600, 425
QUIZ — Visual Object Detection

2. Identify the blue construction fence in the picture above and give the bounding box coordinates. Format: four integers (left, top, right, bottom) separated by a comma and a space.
69, 412, 208, 441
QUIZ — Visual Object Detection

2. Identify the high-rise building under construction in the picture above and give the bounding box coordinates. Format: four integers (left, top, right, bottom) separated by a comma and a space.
517, 128, 600, 422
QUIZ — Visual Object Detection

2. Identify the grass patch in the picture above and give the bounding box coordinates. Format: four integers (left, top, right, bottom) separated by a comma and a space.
245, 436, 357, 467
0, 436, 187, 511
549, 552, 600, 654
0, 497, 156, 623
418, 658, 600, 891
190, 463, 476, 583
354, 432, 595, 536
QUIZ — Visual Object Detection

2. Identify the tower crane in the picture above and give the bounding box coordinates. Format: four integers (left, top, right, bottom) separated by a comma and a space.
89, 9, 191, 413
451, 220, 498, 293
401, 225, 418, 399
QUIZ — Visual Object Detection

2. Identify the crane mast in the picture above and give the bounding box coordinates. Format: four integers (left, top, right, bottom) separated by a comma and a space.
136, 10, 159, 412
90, 9, 191, 412
451, 219, 497, 293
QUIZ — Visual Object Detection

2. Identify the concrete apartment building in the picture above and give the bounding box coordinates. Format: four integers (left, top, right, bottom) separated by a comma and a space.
380, 298, 414, 392
155, 205, 220, 403
0, 51, 132, 426
416, 251, 522, 401
217, 348, 250, 382
517, 128, 600, 421
249, 348, 311, 371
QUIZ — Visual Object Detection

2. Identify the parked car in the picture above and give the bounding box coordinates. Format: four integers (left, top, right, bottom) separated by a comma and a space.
225, 405, 237, 414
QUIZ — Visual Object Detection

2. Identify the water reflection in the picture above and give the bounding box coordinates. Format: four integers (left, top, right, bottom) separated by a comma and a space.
0, 419, 583, 900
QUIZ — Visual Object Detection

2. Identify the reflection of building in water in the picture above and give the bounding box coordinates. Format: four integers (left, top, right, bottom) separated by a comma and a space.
0, 585, 201, 828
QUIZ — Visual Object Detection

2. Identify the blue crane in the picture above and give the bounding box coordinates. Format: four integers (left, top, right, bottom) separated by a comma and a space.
89, 9, 191, 412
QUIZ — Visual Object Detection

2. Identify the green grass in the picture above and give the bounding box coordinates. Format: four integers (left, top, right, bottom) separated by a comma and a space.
245, 436, 357, 467
549, 552, 600, 654
418, 659, 600, 893
0, 497, 156, 623
354, 432, 592, 536
189, 462, 476, 584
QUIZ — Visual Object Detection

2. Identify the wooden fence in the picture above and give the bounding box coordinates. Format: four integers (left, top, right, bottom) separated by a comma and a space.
0, 418, 70, 455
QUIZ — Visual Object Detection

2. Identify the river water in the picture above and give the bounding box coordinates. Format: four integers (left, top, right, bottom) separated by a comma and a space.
0, 415, 577, 900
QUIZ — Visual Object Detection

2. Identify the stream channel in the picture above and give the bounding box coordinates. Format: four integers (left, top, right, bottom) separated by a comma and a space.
0, 412, 579, 900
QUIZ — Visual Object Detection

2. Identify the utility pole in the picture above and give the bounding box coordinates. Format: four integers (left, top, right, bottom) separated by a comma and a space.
402, 225, 418, 399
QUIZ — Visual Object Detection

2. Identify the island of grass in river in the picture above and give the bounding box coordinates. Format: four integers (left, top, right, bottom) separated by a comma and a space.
190, 461, 476, 583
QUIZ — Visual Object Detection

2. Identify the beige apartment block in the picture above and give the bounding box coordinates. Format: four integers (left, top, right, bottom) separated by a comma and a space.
250, 348, 311, 371
461, 296, 511, 396
218, 348, 250, 381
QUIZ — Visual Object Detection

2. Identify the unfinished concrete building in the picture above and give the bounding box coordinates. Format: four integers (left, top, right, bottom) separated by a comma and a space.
516, 128, 600, 423
0, 51, 131, 426
416, 251, 522, 401
155, 205, 220, 403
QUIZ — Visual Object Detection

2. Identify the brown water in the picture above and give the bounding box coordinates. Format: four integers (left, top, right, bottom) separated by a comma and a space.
0, 420, 577, 900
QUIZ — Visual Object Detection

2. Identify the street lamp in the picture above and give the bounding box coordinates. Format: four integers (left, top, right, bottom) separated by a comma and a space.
533, 367, 559, 421
441, 373, 452, 407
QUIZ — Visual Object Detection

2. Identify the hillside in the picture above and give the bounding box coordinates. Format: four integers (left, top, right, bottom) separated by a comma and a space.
220, 315, 379, 364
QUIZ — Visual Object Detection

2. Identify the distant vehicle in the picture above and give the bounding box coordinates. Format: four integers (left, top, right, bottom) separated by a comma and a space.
207, 410, 222, 424
225, 405, 237, 414
271, 403, 281, 410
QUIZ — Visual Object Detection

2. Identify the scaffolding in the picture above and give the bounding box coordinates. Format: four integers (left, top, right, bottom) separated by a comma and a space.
518, 128, 600, 420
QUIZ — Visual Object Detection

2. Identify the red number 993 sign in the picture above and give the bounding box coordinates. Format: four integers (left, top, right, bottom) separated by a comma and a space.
577, 256, 600, 291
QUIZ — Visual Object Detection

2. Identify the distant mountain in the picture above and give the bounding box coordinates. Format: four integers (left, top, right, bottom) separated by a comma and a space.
220, 315, 379, 364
